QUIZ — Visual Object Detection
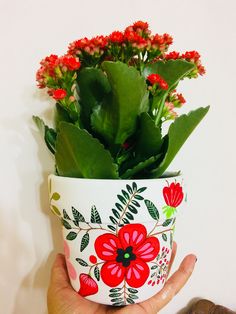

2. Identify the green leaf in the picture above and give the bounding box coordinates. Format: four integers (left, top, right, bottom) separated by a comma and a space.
128, 294, 139, 299
51, 192, 60, 201
76, 258, 88, 266
72, 207, 85, 223
135, 112, 163, 159
77, 67, 111, 129
144, 199, 159, 220
162, 233, 168, 241
80, 233, 90, 251
66, 231, 77, 240
33, 116, 57, 154
109, 216, 118, 224
162, 218, 173, 226
132, 182, 137, 191
134, 195, 144, 200
91, 205, 102, 223
121, 155, 161, 179
91, 61, 149, 145
122, 190, 129, 199
142, 60, 195, 90
117, 194, 127, 205
122, 218, 129, 224
151, 107, 210, 177
127, 298, 135, 304
125, 212, 134, 220
111, 298, 124, 303
151, 265, 158, 270
55, 103, 72, 130
126, 184, 133, 194
109, 293, 122, 298
115, 203, 123, 211
137, 187, 147, 193
94, 266, 100, 281
55, 122, 118, 179
61, 219, 72, 229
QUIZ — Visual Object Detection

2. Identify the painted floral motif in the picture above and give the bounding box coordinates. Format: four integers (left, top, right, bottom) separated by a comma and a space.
162, 182, 184, 218
78, 273, 98, 297
64, 241, 77, 280
94, 224, 160, 288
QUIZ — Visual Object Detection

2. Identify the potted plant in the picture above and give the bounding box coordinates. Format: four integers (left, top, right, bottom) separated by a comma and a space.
34, 21, 209, 306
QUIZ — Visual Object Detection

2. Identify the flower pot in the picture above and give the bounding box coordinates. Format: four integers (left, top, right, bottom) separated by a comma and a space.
49, 174, 185, 306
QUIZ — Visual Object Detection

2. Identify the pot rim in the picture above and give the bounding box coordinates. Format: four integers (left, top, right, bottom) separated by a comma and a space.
49, 171, 182, 183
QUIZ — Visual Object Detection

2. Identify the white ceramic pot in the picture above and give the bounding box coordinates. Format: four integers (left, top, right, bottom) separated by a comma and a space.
49, 174, 185, 306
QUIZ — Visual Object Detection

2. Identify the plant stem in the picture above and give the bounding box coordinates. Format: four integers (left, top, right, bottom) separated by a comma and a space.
155, 96, 166, 126
150, 228, 173, 237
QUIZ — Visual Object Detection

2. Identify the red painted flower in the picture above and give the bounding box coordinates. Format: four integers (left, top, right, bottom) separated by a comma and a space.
52, 89, 67, 100
78, 273, 98, 297
95, 224, 160, 288
163, 182, 184, 208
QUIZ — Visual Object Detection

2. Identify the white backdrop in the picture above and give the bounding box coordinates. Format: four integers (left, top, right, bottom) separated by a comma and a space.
0, 0, 236, 313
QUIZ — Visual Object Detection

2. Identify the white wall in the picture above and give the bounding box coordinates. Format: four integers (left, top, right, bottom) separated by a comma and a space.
0, 0, 236, 313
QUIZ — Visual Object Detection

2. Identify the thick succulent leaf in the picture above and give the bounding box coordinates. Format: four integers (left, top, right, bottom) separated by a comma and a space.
142, 60, 195, 90
150, 106, 210, 177
135, 112, 163, 159
54, 103, 72, 130
121, 155, 161, 179
33, 116, 57, 154
77, 67, 111, 128
55, 122, 118, 178
91, 61, 149, 145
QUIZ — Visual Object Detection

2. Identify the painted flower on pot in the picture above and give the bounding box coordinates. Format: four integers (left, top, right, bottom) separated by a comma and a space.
94, 224, 160, 288
78, 273, 98, 297
162, 182, 184, 218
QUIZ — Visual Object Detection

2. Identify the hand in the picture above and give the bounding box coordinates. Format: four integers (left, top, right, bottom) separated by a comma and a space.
47, 243, 196, 314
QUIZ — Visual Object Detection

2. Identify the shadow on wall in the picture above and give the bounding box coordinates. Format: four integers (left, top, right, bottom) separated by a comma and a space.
12, 96, 63, 313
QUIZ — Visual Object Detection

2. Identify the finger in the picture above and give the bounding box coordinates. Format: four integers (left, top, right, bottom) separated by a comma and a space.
143, 254, 196, 313
50, 253, 71, 289
167, 242, 177, 277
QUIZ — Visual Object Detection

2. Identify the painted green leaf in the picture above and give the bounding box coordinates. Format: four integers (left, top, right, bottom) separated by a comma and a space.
128, 205, 138, 214
61, 219, 72, 229
144, 200, 159, 220
127, 298, 135, 304
125, 212, 134, 220
117, 194, 127, 205
162, 233, 168, 241
131, 200, 140, 207
76, 258, 88, 266
122, 218, 129, 224
128, 294, 139, 299
151, 265, 158, 270
137, 187, 147, 193
112, 302, 125, 306
109, 216, 118, 224
126, 184, 133, 194
132, 182, 137, 191
51, 192, 60, 201
94, 266, 100, 281
80, 233, 90, 251
134, 195, 144, 200
162, 218, 173, 227
77, 67, 111, 129
91, 61, 149, 145
115, 203, 123, 211
110, 288, 122, 293
151, 106, 210, 177
111, 298, 124, 303
163, 205, 177, 218
112, 208, 120, 219
63, 209, 71, 220
55, 122, 118, 179
91, 205, 102, 223
109, 293, 122, 298
122, 190, 129, 200
72, 207, 85, 223
66, 231, 77, 240
108, 225, 116, 231
51, 205, 61, 216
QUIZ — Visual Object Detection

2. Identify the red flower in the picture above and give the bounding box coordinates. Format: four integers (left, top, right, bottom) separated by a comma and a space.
177, 93, 186, 104
133, 21, 149, 31
163, 182, 184, 208
147, 73, 169, 90
78, 273, 98, 297
165, 51, 180, 60
94, 224, 160, 288
147, 73, 161, 85
52, 89, 67, 100
109, 31, 124, 43
182, 50, 200, 62
61, 55, 81, 71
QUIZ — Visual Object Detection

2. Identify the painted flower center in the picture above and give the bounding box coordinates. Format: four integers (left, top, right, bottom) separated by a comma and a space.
116, 246, 136, 267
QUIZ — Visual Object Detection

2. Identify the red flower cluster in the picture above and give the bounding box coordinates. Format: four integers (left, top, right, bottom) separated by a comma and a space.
52, 89, 67, 100
147, 73, 169, 90
68, 36, 108, 57
36, 54, 80, 89
151, 33, 173, 52
109, 31, 124, 43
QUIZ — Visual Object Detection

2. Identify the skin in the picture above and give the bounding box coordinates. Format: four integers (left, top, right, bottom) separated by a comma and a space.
47, 243, 196, 314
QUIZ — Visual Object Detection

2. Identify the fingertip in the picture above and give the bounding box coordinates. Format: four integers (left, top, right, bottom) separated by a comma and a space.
180, 254, 197, 274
